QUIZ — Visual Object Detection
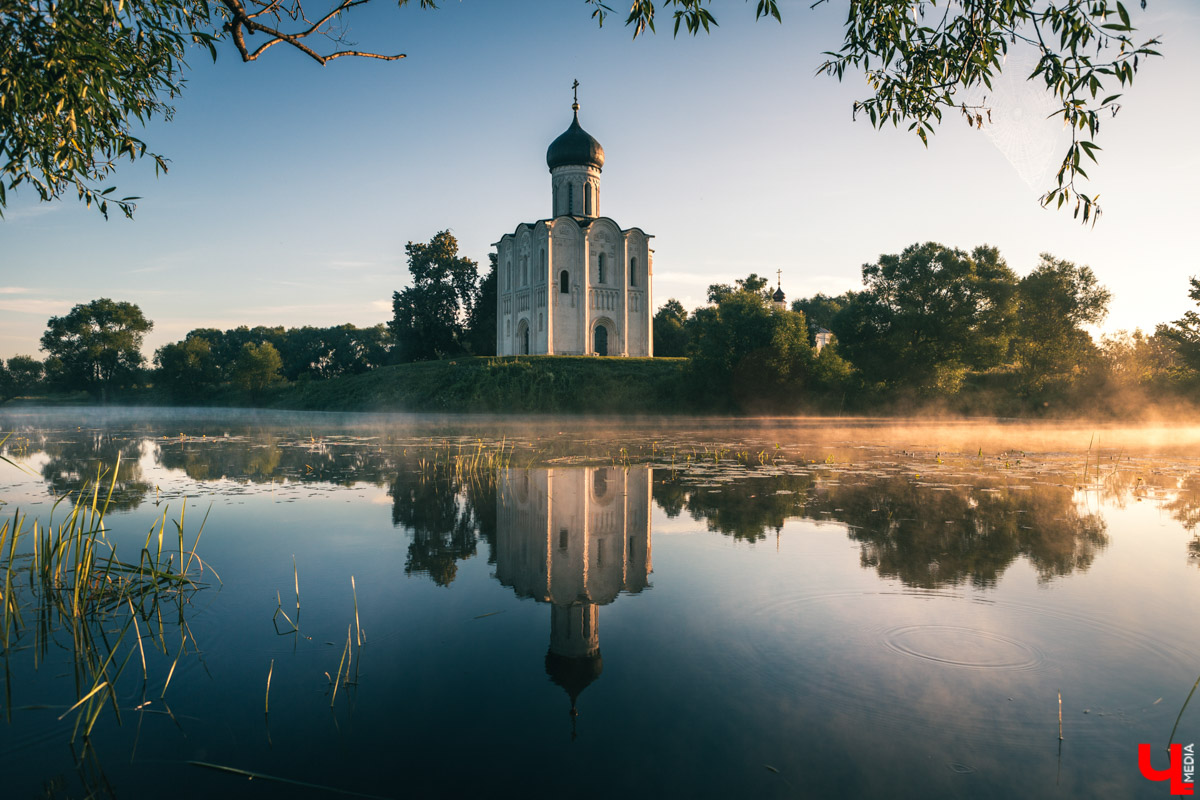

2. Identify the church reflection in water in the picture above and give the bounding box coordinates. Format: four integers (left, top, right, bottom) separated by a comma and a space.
495, 467, 652, 733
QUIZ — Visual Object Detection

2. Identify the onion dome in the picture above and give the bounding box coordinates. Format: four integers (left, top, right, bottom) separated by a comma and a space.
772, 286, 786, 304
546, 106, 605, 172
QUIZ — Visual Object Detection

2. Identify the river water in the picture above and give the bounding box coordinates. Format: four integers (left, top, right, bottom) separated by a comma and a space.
1, 408, 1199, 798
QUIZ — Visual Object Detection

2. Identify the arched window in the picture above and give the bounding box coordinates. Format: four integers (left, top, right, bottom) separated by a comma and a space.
505, 261, 511, 291
568, 184, 574, 215
585, 184, 592, 216
630, 256, 638, 287
598, 253, 606, 284
553, 185, 559, 215
593, 468, 608, 497
540, 249, 546, 281
522, 256, 528, 286
538, 312, 543, 331
559, 270, 570, 294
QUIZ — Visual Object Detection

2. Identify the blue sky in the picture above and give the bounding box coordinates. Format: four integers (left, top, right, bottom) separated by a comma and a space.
2, 0, 1198, 359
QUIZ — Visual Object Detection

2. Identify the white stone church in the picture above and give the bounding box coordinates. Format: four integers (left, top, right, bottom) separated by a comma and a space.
494, 97, 653, 357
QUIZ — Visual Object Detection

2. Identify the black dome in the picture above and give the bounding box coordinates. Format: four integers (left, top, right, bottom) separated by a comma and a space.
772, 287, 786, 303
546, 111, 604, 172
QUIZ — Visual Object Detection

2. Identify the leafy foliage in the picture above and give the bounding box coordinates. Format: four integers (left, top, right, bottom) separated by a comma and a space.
0, 0, 215, 218
592, 0, 1160, 223
687, 281, 813, 410
706, 273, 772, 305
2, 0, 1160, 220
390, 230, 480, 363
1157, 278, 1200, 376
653, 298, 690, 357
154, 335, 220, 397
463, 253, 498, 357
791, 292, 855, 345
832, 242, 1018, 395
1011, 254, 1110, 394
39, 298, 152, 393
232, 340, 283, 393
6, 354, 44, 395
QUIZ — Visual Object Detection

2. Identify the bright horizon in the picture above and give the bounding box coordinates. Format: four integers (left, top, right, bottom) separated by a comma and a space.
3, 0, 1198, 361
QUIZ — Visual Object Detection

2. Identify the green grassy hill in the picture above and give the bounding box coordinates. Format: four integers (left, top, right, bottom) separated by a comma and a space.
263, 356, 691, 414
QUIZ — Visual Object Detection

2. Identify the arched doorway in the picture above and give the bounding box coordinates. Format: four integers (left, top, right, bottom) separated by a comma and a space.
594, 325, 608, 357
517, 320, 530, 355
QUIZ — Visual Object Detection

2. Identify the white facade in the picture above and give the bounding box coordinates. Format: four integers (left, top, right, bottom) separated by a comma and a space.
495, 104, 653, 357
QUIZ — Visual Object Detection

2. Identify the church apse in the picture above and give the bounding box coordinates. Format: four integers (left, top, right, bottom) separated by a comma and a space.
495, 466, 653, 732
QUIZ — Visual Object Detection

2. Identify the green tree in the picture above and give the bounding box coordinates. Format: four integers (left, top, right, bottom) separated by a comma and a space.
390, 230, 479, 363
1157, 278, 1200, 377
232, 340, 283, 394
464, 253, 498, 356
155, 335, 220, 397
706, 273, 772, 305
653, 299, 689, 357
1099, 328, 1182, 396
1011, 255, 1110, 395
5, 354, 44, 397
688, 283, 813, 411
3, 1, 1157, 220
833, 243, 1018, 396
40, 298, 153, 395
792, 291, 856, 345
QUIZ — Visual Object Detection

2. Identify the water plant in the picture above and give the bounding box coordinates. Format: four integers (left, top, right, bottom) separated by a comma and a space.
0, 456, 212, 738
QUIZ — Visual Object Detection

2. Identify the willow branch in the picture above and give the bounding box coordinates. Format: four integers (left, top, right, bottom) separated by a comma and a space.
219, 0, 406, 65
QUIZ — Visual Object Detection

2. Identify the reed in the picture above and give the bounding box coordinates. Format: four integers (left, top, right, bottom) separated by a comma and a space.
0, 460, 211, 740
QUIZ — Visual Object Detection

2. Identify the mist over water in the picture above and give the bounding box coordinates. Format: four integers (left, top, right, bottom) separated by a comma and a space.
1, 407, 1199, 798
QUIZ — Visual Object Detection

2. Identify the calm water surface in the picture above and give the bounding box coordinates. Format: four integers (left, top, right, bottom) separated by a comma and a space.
1, 408, 1199, 799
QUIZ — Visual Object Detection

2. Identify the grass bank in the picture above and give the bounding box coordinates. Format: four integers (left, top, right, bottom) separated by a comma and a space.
260, 356, 692, 414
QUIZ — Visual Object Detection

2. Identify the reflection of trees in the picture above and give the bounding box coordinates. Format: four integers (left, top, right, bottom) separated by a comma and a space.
654, 470, 1108, 587
1164, 472, 1200, 533
389, 470, 496, 586
155, 434, 403, 486
39, 433, 151, 511
1163, 472, 1200, 568
818, 479, 1107, 588
653, 471, 815, 542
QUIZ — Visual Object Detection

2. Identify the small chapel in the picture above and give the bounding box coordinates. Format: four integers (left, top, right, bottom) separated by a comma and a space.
495, 88, 653, 357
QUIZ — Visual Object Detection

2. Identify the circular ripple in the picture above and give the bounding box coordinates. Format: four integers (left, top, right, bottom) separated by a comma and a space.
880, 625, 1045, 671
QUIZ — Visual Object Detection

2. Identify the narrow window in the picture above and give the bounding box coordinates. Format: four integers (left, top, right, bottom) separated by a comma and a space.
559, 270, 570, 294
505, 261, 511, 291
598, 253, 606, 284
540, 249, 546, 280
585, 185, 592, 216
538, 312, 543, 331
522, 256, 528, 286
568, 184, 574, 215
630, 256, 638, 287
553, 185, 559, 215
559, 528, 568, 551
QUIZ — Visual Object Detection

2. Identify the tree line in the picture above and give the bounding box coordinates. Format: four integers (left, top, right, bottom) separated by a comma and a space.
5, 234, 1200, 416
0, 230, 496, 401
0, 303, 394, 401
654, 241, 1200, 413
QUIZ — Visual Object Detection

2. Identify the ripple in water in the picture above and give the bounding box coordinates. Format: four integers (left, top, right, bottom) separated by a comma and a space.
879, 625, 1045, 671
